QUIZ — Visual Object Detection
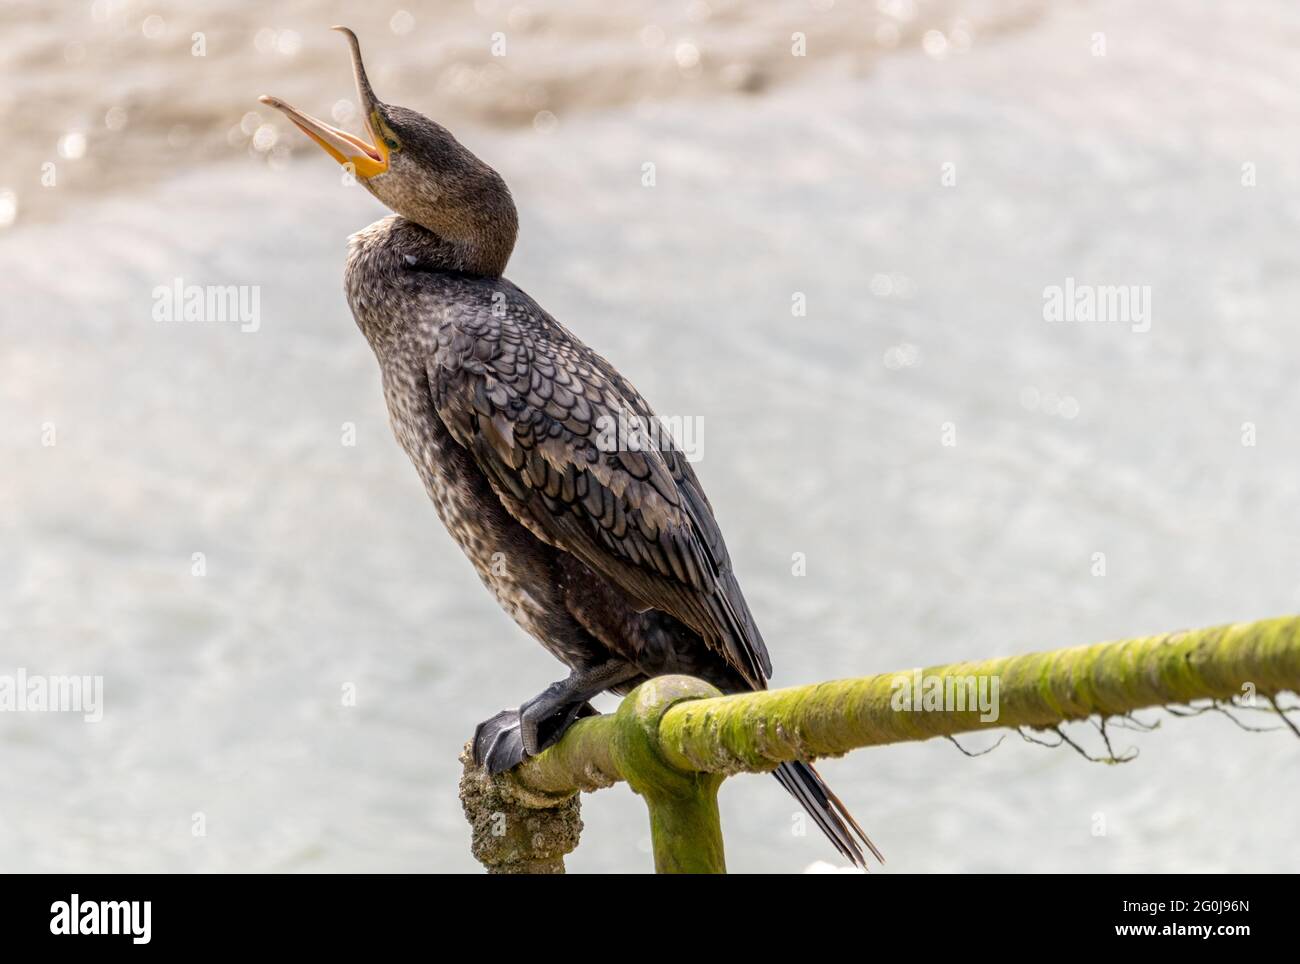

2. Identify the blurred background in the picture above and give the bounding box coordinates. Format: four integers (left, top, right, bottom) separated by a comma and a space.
3, 0, 1299, 872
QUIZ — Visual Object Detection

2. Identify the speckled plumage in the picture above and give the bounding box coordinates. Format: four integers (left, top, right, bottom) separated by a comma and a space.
344, 215, 769, 693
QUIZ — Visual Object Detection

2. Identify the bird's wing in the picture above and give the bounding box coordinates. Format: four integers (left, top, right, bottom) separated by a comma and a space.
428, 296, 771, 689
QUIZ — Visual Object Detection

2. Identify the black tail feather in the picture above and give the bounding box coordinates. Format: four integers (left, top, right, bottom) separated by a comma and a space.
773, 761, 883, 868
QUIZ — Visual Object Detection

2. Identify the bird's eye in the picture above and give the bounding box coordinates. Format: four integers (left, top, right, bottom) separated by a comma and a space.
384, 137, 399, 151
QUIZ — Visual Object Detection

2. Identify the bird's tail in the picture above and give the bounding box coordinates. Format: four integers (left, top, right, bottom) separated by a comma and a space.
773, 760, 883, 869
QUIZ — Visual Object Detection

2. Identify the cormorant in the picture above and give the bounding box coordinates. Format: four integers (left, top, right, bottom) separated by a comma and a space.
261, 27, 880, 868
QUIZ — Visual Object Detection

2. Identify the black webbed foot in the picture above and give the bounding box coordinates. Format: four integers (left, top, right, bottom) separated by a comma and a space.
473, 701, 597, 774
473, 709, 525, 774
519, 697, 597, 758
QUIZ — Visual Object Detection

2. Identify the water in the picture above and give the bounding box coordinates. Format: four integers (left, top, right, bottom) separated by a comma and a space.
2, 0, 1299, 872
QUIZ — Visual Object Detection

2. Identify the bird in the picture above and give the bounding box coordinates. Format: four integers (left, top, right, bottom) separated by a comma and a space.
261, 27, 881, 868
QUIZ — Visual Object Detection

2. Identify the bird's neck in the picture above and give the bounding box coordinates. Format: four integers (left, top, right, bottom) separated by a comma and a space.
345, 215, 514, 352
380, 216, 510, 277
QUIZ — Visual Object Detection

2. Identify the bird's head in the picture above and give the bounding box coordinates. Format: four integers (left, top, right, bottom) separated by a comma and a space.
260, 27, 518, 277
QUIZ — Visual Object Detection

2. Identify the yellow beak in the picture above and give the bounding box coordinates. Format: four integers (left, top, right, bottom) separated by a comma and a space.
258, 27, 389, 178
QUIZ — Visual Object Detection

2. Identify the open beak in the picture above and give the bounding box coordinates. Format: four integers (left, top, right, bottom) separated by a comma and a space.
259, 26, 389, 178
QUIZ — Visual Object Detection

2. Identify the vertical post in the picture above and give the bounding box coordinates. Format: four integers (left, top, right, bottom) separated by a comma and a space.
458, 744, 582, 873
614, 677, 728, 874
641, 773, 727, 874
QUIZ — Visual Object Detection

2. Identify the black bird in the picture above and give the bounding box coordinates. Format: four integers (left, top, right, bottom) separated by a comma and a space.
262, 27, 880, 867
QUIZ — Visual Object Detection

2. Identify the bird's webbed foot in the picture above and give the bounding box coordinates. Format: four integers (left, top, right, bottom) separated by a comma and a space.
473, 709, 526, 774
472, 700, 597, 775
518, 692, 599, 759
473, 661, 641, 774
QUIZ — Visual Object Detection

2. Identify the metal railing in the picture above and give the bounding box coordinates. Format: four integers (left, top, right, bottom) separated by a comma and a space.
459, 615, 1300, 873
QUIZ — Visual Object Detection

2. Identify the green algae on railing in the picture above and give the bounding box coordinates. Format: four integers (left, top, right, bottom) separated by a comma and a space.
459, 615, 1300, 873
